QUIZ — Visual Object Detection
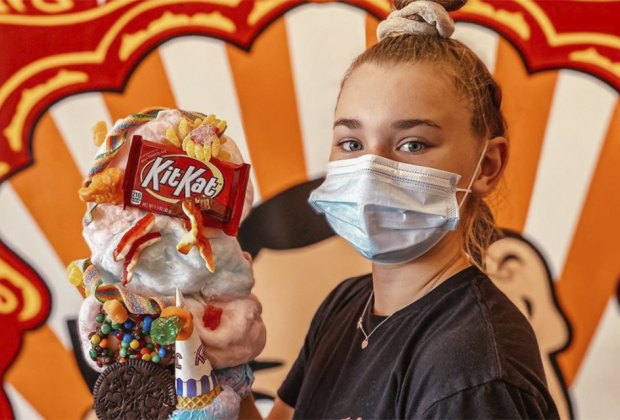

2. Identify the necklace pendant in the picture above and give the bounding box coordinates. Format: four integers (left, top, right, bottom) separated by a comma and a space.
361, 338, 369, 349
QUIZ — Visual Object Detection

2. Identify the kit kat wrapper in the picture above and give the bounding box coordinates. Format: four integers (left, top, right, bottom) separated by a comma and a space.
123, 136, 250, 236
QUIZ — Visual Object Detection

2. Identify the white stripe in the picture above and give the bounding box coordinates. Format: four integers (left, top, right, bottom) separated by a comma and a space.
158, 36, 261, 204
5, 383, 44, 420
0, 184, 83, 348
523, 70, 617, 277
255, 399, 274, 419
452, 22, 499, 73
571, 297, 620, 419
285, 3, 367, 179
48, 92, 113, 176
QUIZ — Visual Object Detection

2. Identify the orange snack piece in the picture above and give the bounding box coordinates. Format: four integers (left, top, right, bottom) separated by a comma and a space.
102, 300, 129, 324
92, 121, 108, 147
161, 306, 194, 341
79, 168, 124, 204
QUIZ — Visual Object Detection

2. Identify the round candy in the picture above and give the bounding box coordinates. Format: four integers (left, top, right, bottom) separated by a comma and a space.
112, 322, 122, 330
100, 339, 109, 349
91, 335, 101, 345
103, 300, 129, 324
151, 355, 161, 363
121, 341, 129, 349
101, 324, 111, 335
123, 321, 134, 330
143, 316, 152, 332
89, 349, 98, 361
123, 334, 132, 343
142, 354, 151, 362
119, 348, 127, 358
160, 307, 193, 340
140, 347, 150, 355
150, 316, 181, 346
95, 313, 105, 324
130, 339, 139, 350
158, 347, 167, 358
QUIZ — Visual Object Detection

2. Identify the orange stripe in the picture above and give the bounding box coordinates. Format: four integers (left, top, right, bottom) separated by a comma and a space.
365, 13, 379, 48
10, 114, 90, 264
490, 38, 558, 232
556, 100, 620, 385
226, 18, 307, 200
6, 326, 92, 419
103, 51, 177, 121
8, 114, 92, 416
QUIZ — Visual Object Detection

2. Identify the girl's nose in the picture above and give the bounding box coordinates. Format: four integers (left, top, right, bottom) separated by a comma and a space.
364, 141, 394, 160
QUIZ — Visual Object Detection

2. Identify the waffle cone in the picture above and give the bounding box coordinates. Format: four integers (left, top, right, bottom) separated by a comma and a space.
176, 385, 222, 410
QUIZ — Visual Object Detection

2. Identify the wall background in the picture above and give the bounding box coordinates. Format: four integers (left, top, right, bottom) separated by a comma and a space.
0, 1, 619, 419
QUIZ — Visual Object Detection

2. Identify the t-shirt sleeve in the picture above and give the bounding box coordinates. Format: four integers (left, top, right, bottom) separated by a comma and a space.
276, 278, 357, 408
276, 330, 310, 408
420, 380, 559, 420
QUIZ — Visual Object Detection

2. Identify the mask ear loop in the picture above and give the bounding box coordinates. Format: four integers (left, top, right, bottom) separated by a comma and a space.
455, 141, 489, 270
456, 141, 489, 209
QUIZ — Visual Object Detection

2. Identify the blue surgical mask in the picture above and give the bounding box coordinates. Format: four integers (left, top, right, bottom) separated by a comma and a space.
308, 149, 485, 264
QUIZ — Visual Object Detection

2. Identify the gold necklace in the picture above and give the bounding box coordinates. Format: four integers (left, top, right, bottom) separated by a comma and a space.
356, 252, 463, 350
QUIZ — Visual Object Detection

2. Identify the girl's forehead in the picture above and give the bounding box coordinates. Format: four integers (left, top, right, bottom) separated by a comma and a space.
336, 62, 467, 123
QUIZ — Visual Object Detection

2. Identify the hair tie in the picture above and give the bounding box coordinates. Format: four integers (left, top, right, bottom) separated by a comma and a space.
377, 0, 455, 41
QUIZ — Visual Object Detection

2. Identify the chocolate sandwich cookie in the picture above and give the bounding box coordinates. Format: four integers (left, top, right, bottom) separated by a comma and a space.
93, 359, 176, 420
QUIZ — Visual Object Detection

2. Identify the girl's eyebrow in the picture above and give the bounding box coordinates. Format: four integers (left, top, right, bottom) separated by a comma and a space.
333, 118, 441, 130
392, 119, 441, 129
333, 118, 361, 129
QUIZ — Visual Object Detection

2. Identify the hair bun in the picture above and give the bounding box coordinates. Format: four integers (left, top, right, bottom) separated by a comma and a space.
393, 0, 467, 12
377, 0, 460, 40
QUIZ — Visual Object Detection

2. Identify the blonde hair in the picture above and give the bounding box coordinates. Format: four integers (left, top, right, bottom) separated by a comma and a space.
339, 0, 507, 270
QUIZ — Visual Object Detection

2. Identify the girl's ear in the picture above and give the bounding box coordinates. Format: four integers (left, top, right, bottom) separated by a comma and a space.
472, 136, 508, 196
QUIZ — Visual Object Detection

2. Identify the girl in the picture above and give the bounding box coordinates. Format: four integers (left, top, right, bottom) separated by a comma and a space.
262, 0, 559, 418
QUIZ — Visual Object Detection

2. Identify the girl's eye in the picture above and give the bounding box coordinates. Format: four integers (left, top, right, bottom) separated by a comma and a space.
339, 139, 363, 152
398, 141, 426, 153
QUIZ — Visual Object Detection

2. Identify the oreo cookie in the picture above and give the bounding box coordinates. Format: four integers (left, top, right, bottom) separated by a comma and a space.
93, 360, 176, 420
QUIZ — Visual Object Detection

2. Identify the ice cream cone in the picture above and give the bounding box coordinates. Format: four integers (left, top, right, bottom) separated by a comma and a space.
174, 289, 220, 407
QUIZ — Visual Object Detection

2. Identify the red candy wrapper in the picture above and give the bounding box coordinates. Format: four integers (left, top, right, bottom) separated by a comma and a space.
123, 136, 250, 236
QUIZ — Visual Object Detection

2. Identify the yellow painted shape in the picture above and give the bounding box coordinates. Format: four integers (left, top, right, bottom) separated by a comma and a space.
0, 258, 43, 322
6, 0, 25, 13
248, 0, 288, 26
570, 47, 620, 78
4, 69, 88, 152
0, 283, 18, 314
0, 161, 9, 177
463, 0, 530, 40
516, 0, 620, 49
120, 10, 235, 60
31, 0, 73, 14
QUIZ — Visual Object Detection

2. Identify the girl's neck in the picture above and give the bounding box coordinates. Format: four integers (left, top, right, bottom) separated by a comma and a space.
370, 231, 471, 316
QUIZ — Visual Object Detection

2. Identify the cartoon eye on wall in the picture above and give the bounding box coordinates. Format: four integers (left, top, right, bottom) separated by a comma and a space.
486, 231, 574, 420
238, 178, 335, 259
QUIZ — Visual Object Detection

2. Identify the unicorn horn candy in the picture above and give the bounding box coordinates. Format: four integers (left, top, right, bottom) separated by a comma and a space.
173, 288, 221, 410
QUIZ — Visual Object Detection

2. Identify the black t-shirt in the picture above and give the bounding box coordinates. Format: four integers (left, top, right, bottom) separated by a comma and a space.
278, 266, 559, 419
